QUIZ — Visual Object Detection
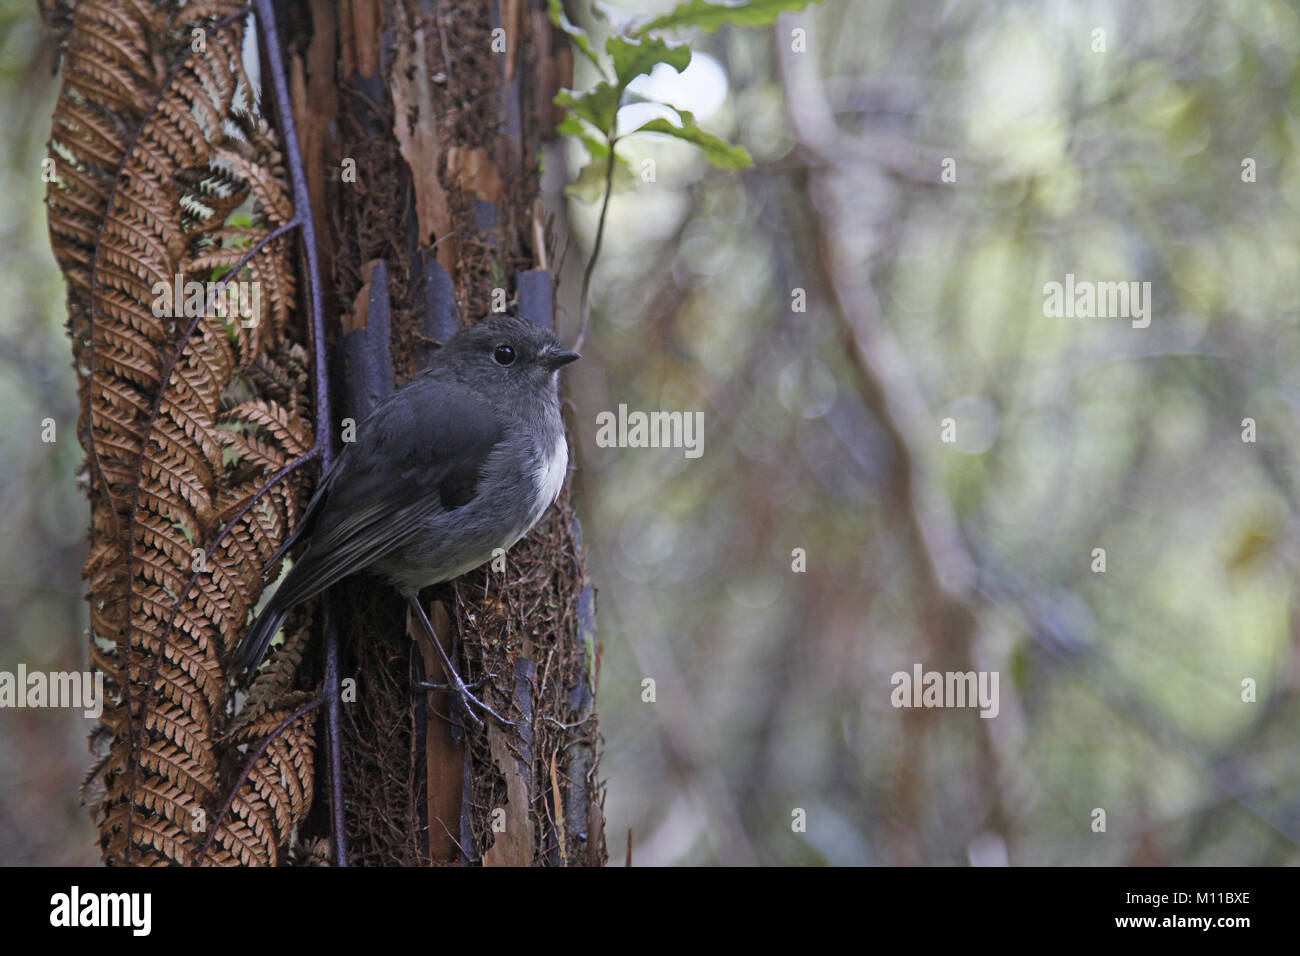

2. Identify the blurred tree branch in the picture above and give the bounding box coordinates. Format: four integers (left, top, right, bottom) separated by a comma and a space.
777, 12, 1019, 861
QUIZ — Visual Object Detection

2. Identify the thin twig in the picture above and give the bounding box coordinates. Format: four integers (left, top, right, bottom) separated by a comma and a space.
573, 135, 618, 353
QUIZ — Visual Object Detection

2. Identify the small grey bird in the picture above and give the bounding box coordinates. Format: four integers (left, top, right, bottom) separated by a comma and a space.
231, 315, 579, 726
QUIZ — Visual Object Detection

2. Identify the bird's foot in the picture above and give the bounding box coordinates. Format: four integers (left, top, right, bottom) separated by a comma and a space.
408, 596, 515, 729
415, 667, 514, 729
415, 674, 495, 692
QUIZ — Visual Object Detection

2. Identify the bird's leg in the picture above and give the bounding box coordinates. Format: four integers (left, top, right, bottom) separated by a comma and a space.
407, 596, 515, 728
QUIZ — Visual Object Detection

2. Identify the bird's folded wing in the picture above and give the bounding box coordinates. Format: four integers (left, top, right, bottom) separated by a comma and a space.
262, 380, 505, 605
261, 448, 345, 573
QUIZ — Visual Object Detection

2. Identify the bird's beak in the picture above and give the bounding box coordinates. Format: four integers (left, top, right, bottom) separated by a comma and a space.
542, 348, 581, 370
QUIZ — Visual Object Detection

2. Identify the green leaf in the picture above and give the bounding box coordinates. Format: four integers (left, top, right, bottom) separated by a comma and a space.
546, 0, 605, 74
631, 110, 753, 168
564, 153, 637, 203
555, 82, 621, 135
557, 113, 610, 158
634, 0, 820, 36
607, 35, 691, 88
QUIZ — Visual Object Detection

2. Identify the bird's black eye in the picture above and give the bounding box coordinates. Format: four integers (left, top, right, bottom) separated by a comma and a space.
493, 344, 516, 366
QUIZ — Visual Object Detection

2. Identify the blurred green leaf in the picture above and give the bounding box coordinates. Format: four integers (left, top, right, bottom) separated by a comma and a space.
633, 0, 820, 37
632, 111, 754, 168
557, 112, 610, 158
564, 152, 636, 202
607, 34, 692, 88
555, 82, 621, 135
546, 0, 605, 73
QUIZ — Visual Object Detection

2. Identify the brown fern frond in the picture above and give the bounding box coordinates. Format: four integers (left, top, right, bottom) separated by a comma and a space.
46, 0, 317, 867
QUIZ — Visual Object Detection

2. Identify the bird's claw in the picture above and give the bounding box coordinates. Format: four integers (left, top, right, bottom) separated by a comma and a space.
416, 671, 514, 729
415, 674, 495, 692
407, 598, 515, 729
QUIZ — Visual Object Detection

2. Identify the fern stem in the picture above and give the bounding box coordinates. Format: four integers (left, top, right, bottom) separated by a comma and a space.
253, 0, 347, 867
210, 218, 298, 295
194, 692, 326, 866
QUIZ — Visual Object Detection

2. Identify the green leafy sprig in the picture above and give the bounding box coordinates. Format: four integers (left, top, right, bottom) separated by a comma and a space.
548, 0, 819, 347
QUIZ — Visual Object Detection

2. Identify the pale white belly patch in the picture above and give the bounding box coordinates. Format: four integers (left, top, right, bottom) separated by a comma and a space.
532, 433, 568, 523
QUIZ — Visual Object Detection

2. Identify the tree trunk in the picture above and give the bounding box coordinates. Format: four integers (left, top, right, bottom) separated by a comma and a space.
45, 0, 602, 867
284, 0, 605, 866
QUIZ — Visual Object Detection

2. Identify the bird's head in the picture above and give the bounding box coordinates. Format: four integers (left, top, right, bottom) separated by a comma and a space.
440, 315, 580, 391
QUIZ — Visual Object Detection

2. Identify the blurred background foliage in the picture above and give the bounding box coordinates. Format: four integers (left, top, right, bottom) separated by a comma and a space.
0, 0, 95, 863
3, 0, 1300, 865
561, 0, 1300, 866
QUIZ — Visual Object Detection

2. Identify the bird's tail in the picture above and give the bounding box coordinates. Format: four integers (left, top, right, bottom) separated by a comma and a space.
231, 597, 290, 681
